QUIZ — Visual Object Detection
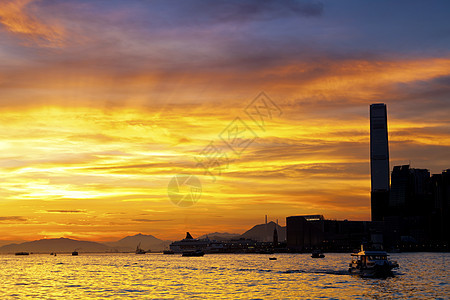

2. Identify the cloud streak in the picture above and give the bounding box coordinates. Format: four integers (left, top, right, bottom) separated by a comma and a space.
46, 210, 87, 214
176, 0, 324, 24
0, 216, 27, 222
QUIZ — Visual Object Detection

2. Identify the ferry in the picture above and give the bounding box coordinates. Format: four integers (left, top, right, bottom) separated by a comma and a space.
170, 232, 222, 254
349, 245, 399, 277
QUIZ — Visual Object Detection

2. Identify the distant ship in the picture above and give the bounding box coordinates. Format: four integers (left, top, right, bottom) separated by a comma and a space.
15, 252, 29, 256
163, 250, 174, 254
182, 249, 204, 257
135, 243, 146, 254
72, 250, 79, 256
169, 232, 219, 254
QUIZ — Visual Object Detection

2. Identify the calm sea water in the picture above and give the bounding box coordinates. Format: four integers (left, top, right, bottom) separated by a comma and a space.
0, 252, 448, 299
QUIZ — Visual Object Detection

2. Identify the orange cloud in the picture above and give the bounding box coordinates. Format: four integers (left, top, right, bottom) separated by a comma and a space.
0, 0, 64, 46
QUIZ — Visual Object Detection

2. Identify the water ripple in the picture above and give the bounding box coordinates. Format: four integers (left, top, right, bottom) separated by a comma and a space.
0, 252, 447, 299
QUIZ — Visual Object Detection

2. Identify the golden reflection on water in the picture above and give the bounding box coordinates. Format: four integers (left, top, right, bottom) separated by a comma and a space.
0, 253, 447, 299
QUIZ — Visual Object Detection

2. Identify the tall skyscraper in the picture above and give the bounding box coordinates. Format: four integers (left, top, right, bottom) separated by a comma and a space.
370, 103, 390, 221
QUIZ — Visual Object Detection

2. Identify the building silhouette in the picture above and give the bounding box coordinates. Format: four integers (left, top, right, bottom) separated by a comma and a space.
370, 103, 390, 221
286, 104, 449, 251
430, 169, 450, 243
384, 165, 449, 246
286, 215, 375, 251
273, 227, 278, 246
286, 215, 324, 250
389, 165, 430, 216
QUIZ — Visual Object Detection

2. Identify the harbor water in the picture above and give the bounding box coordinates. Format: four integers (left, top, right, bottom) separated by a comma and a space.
1, 252, 448, 299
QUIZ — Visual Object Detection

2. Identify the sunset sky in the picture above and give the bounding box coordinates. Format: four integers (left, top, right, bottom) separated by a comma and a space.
1, 0, 449, 242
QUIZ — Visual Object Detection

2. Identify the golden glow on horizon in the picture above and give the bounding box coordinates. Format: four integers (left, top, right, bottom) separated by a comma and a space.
0, 92, 448, 242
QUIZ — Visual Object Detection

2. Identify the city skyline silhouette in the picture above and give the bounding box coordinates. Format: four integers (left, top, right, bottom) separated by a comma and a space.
0, 0, 449, 244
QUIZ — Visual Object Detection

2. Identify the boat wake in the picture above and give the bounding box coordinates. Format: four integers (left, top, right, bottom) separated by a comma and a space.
235, 268, 349, 276
279, 269, 350, 276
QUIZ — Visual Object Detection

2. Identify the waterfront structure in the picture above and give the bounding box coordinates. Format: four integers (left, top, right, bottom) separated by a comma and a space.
169, 232, 223, 253
286, 215, 324, 250
286, 215, 372, 251
370, 103, 390, 221
169, 232, 282, 253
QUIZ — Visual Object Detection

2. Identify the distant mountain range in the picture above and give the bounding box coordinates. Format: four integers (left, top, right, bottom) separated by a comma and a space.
104, 233, 171, 252
0, 234, 171, 254
198, 221, 286, 242
0, 222, 286, 253
0, 238, 110, 253
0, 240, 25, 247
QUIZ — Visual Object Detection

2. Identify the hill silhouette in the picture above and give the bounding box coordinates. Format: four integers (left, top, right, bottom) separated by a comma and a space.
197, 232, 241, 241
0, 238, 110, 253
105, 233, 171, 252
240, 221, 286, 242
196, 222, 286, 242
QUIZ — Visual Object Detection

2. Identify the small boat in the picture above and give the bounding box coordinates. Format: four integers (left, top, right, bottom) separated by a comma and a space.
15, 252, 29, 256
311, 250, 325, 258
163, 250, 175, 254
349, 245, 399, 278
182, 250, 204, 257
269, 257, 277, 260
135, 243, 146, 254
72, 251, 78, 256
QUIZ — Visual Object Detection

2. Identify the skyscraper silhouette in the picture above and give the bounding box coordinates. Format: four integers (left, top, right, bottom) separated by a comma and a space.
370, 103, 390, 221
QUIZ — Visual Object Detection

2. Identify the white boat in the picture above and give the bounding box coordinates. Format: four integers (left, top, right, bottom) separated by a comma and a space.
349, 245, 399, 277
169, 232, 222, 254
